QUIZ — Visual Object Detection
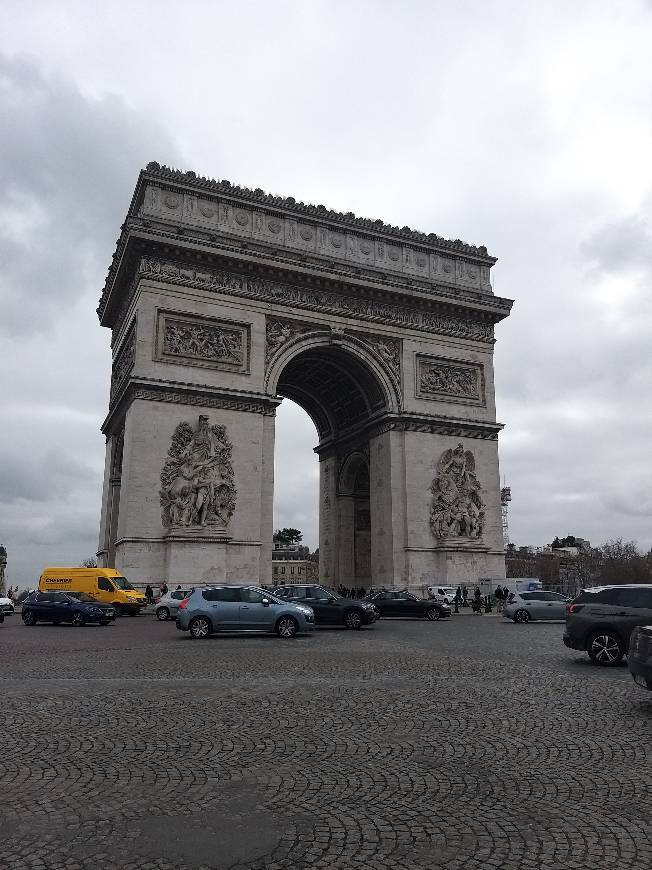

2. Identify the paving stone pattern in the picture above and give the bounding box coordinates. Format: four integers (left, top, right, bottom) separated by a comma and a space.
1, 613, 651, 869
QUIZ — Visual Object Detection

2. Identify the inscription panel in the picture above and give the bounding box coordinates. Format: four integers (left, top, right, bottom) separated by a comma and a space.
155, 310, 250, 373
416, 354, 485, 406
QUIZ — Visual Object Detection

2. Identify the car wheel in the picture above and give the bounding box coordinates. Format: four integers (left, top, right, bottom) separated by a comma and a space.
156, 607, 170, 621
513, 609, 530, 624
588, 631, 624, 666
276, 616, 298, 639
22, 609, 36, 626
344, 609, 363, 630
71, 611, 86, 627
113, 604, 122, 617
189, 616, 211, 639
426, 607, 440, 621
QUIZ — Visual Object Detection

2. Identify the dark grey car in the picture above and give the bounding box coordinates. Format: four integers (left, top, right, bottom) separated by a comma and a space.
563, 585, 652, 666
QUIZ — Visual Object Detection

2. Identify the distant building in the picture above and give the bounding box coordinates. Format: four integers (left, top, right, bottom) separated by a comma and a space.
272, 543, 304, 561
271, 559, 318, 583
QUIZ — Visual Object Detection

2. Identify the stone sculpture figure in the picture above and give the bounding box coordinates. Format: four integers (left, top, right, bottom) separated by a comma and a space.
430, 443, 485, 540
160, 415, 237, 530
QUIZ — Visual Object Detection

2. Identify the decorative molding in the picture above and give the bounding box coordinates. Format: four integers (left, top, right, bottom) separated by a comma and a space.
137, 257, 495, 343
110, 321, 136, 402
155, 309, 250, 373
430, 444, 486, 541
416, 354, 485, 406
265, 316, 319, 366
132, 386, 278, 416
160, 415, 236, 530
353, 332, 401, 382
141, 163, 494, 259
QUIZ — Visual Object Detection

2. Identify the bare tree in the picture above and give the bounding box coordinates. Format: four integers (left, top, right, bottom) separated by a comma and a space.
80, 557, 98, 568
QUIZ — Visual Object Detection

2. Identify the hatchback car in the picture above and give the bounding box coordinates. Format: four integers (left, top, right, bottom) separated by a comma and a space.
21, 591, 115, 626
175, 585, 315, 639
365, 590, 450, 620
564, 585, 652, 666
272, 584, 377, 629
156, 589, 192, 621
504, 590, 569, 623
628, 626, 652, 690
0, 595, 14, 615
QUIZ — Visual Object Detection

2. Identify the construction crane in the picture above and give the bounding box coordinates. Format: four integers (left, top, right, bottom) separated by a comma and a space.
500, 485, 512, 548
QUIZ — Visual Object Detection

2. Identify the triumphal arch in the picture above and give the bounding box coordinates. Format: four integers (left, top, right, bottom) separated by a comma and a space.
96, 164, 513, 589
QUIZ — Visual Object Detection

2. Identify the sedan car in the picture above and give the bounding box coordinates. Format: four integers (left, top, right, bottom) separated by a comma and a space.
272, 584, 377, 629
504, 590, 569, 623
365, 590, 450, 620
156, 589, 192, 621
628, 626, 652, 689
0, 595, 15, 615
21, 591, 115, 626
176, 585, 315, 639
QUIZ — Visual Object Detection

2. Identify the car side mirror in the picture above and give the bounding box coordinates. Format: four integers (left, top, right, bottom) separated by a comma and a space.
262, 599, 270, 607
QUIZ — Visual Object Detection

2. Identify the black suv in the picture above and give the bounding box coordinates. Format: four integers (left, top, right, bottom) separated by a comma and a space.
22, 591, 116, 627
272, 584, 377, 629
563, 585, 652, 666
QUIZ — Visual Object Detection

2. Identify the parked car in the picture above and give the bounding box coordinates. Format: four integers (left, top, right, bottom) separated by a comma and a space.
628, 626, 652, 690
272, 584, 377, 629
0, 595, 15, 615
503, 590, 569, 623
21, 591, 116, 627
365, 590, 451, 620
427, 585, 458, 605
176, 585, 315, 639
564, 585, 652, 666
156, 589, 192, 621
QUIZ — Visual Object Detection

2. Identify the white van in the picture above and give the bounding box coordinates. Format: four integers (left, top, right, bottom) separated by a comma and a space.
427, 585, 458, 604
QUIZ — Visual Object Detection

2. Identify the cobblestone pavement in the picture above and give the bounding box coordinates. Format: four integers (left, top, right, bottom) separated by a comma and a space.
1, 610, 651, 869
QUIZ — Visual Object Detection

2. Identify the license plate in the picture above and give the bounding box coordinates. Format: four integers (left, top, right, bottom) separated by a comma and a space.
635, 674, 649, 688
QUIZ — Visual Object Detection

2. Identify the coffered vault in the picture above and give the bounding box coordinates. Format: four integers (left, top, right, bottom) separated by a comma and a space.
96, 163, 513, 589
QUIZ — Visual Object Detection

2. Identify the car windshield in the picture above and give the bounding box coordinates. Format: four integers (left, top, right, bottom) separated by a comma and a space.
67, 592, 98, 603
251, 588, 286, 605
111, 576, 134, 591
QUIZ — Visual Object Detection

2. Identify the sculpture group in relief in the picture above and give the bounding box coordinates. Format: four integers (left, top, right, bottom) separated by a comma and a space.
430, 444, 485, 540
160, 415, 237, 530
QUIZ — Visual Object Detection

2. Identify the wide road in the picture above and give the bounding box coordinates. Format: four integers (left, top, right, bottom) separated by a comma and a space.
1, 608, 650, 869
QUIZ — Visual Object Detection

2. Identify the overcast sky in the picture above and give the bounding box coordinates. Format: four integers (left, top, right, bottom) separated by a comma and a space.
2, 1, 652, 585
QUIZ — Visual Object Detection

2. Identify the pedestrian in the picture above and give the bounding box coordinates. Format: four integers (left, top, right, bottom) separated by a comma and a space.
494, 585, 503, 612
176, 584, 182, 591
161, 582, 168, 597
145, 584, 153, 605
473, 586, 482, 614
462, 586, 469, 607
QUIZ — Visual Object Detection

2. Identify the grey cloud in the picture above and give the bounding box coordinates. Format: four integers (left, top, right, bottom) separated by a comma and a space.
581, 214, 652, 274
0, 53, 181, 338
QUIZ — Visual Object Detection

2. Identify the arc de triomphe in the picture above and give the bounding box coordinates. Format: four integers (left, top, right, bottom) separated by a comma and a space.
96, 164, 513, 589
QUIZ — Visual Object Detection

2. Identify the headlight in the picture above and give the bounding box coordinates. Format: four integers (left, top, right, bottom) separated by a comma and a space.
298, 606, 313, 615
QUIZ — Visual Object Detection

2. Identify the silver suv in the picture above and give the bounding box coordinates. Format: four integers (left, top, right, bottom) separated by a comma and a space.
175, 585, 315, 639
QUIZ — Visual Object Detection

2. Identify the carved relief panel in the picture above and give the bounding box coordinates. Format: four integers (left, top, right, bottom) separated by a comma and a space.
430, 444, 485, 541
416, 354, 485, 406
110, 320, 136, 402
155, 310, 250, 373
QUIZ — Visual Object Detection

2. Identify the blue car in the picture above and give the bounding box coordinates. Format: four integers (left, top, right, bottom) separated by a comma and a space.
21, 591, 115, 626
176, 585, 315, 639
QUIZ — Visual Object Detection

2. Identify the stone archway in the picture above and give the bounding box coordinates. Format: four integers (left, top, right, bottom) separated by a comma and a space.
96, 164, 512, 590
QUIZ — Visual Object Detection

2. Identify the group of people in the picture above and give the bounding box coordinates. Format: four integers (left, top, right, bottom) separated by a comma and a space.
4, 586, 19, 603
143, 583, 184, 605
438, 584, 511, 613
336, 585, 368, 599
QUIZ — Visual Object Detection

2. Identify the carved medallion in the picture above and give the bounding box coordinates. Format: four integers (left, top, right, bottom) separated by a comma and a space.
235, 209, 249, 226
430, 444, 485, 541
164, 194, 180, 209
268, 219, 282, 234
160, 416, 237, 531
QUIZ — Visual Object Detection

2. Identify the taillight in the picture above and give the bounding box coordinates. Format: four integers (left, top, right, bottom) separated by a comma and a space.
567, 603, 584, 615
178, 597, 189, 610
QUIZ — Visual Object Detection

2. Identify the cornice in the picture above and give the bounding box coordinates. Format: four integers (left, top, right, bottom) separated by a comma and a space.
98, 166, 512, 325
139, 163, 495, 260
101, 378, 281, 435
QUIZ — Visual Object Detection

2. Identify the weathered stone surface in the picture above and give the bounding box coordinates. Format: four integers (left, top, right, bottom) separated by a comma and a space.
96, 166, 512, 587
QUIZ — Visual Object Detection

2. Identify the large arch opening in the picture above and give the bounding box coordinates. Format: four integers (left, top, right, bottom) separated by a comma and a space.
272, 342, 393, 590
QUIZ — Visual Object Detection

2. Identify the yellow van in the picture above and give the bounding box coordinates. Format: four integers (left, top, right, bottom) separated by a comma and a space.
39, 568, 146, 616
